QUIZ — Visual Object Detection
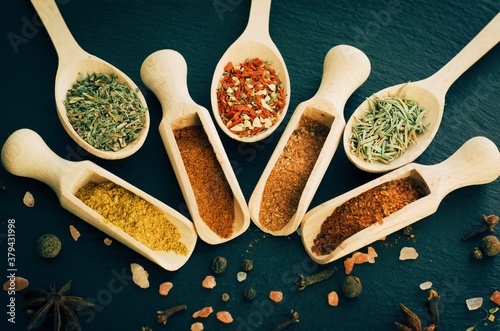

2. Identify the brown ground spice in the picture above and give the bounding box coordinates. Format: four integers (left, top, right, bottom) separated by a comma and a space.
76, 181, 188, 255
174, 126, 234, 239
312, 177, 426, 255
259, 116, 329, 232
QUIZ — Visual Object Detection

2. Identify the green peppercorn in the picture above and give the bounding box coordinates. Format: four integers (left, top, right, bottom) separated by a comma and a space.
221, 293, 230, 302
36, 234, 62, 258
341, 275, 362, 298
211, 256, 227, 274
470, 247, 484, 260
241, 259, 253, 271
480, 235, 500, 257
243, 287, 257, 301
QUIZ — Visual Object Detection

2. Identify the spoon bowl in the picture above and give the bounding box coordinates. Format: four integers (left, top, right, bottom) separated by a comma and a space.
31, 0, 149, 160
210, 0, 290, 143
1, 129, 197, 271
141, 49, 250, 245
302, 136, 500, 265
343, 13, 500, 173
248, 45, 371, 236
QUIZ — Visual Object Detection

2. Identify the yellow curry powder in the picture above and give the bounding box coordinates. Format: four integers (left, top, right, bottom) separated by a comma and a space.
76, 181, 188, 255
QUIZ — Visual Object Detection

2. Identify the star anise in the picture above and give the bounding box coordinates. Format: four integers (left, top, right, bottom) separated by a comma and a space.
20, 280, 94, 331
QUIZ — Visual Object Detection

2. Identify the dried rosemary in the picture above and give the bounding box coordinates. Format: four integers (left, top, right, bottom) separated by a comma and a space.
349, 94, 429, 163
64, 72, 147, 152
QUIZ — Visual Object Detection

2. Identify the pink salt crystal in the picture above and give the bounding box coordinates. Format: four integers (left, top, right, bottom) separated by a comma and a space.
104, 238, 112, 246
328, 291, 339, 306
269, 290, 283, 303
201, 275, 216, 289
490, 290, 500, 305
3, 276, 29, 292
216, 311, 233, 324
191, 322, 204, 331
159, 282, 173, 296
192, 306, 214, 318
69, 225, 80, 241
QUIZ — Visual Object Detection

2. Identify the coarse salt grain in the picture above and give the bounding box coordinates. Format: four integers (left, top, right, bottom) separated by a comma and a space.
237, 271, 247, 282
191, 322, 204, 331
69, 225, 80, 241
202, 275, 216, 289
104, 238, 112, 246
130, 263, 149, 289
466, 297, 483, 310
419, 281, 433, 290
399, 247, 419, 260
269, 291, 283, 303
23, 191, 35, 207
216, 311, 233, 324
328, 291, 339, 306
159, 282, 173, 296
192, 306, 214, 318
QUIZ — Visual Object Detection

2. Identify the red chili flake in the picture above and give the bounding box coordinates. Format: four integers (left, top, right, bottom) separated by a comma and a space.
216, 58, 286, 137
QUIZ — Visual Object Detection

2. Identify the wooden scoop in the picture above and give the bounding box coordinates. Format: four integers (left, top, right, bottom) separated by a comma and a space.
248, 45, 371, 236
343, 13, 500, 173
1, 129, 197, 271
140, 49, 250, 245
301, 136, 500, 264
210, 0, 291, 143
30, 0, 150, 160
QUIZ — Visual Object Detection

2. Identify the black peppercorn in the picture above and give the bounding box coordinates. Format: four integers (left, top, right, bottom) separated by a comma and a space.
243, 287, 257, 301
211, 256, 227, 274
241, 259, 253, 271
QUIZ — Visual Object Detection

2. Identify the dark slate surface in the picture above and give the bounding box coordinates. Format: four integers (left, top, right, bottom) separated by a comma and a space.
1, 1, 499, 330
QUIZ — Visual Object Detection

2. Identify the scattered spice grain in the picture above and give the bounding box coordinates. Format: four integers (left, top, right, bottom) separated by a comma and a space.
312, 177, 426, 255
174, 126, 234, 239
75, 181, 188, 255
259, 116, 329, 231
216, 58, 287, 137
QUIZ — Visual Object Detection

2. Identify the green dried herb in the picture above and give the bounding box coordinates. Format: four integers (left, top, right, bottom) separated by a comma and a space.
349, 92, 429, 164
64, 72, 147, 152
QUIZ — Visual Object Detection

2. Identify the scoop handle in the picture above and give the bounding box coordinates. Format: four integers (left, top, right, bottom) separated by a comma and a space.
241, 0, 272, 39
314, 45, 371, 109
422, 137, 500, 196
30, 0, 83, 60
140, 50, 193, 112
1, 129, 76, 195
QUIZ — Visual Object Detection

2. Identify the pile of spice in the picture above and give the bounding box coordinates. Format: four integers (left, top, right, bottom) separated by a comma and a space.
348, 94, 429, 163
64, 72, 147, 151
259, 116, 329, 232
174, 126, 235, 239
75, 181, 188, 255
216, 58, 286, 137
312, 177, 426, 255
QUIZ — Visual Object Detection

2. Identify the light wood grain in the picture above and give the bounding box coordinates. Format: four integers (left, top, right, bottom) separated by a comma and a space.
343, 12, 500, 173
1, 129, 197, 271
210, 0, 290, 143
30, 0, 149, 160
302, 136, 500, 264
248, 45, 371, 236
140, 49, 250, 245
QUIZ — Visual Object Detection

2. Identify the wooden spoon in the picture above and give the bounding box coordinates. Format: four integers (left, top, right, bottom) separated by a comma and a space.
30, 0, 149, 160
248, 45, 371, 236
210, 0, 291, 143
302, 136, 500, 265
1, 129, 197, 271
343, 13, 500, 173
140, 49, 250, 245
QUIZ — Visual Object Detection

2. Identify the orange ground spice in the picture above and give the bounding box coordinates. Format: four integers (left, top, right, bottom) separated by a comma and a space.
174, 126, 234, 239
312, 177, 426, 255
259, 116, 329, 232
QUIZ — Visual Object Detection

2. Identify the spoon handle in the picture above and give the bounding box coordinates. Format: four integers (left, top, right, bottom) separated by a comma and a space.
314, 45, 371, 109
241, 0, 272, 39
30, 0, 83, 60
423, 13, 500, 95
420, 136, 500, 197
140, 50, 193, 112
1, 129, 81, 197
